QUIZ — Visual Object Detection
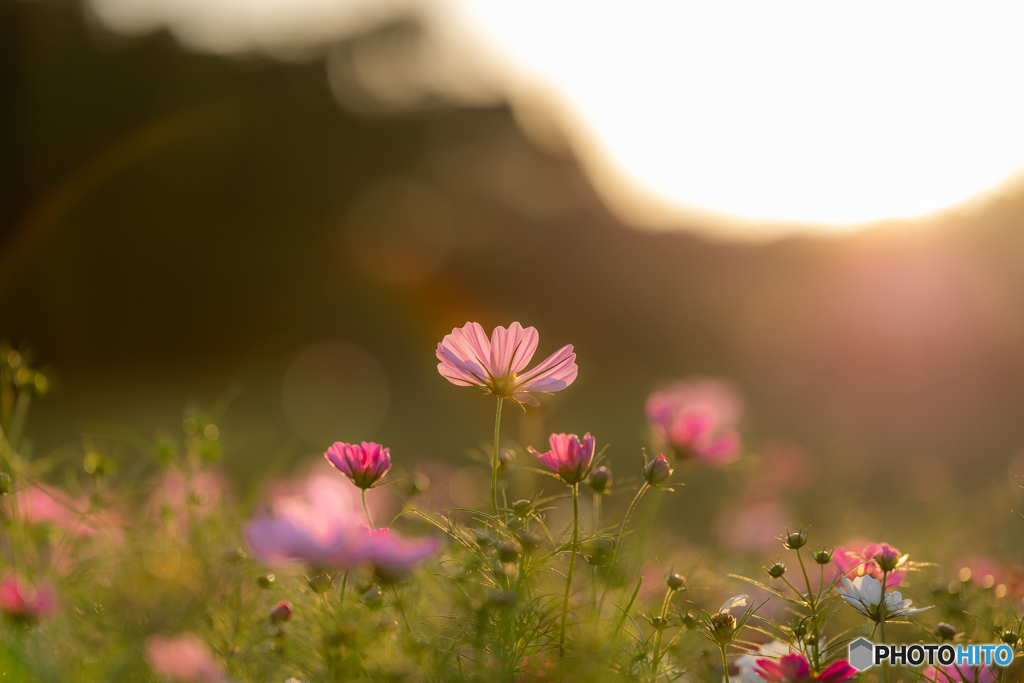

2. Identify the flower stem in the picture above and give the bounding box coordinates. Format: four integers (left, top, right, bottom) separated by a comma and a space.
491, 396, 504, 520
720, 643, 731, 683
879, 568, 888, 683
597, 482, 650, 619
650, 587, 675, 681
558, 483, 579, 659
361, 489, 374, 530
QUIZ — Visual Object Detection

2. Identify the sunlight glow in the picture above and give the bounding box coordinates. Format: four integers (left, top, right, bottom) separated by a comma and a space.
87, 0, 1024, 233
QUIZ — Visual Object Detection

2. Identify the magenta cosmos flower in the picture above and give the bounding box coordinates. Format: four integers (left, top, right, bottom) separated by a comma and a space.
0, 576, 55, 623
436, 322, 577, 406
528, 433, 595, 485
646, 379, 742, 465
924, 665, 997, 683
324, 441, 392, 489
833, 541, 905, 589
145, 633, 225, 683
756, 653, 857, 683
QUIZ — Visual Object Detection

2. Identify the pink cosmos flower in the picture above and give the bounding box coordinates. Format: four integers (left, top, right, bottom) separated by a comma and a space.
833, 541, 904, 589
436, 322, 577, 406
324, 441, 391, 489
0, 576, 55, 622
528, 433, 595, 485
924, 665, 997, 683
755, 653, 857, 683
145, 633, 225, 683
645, 379, 742, 466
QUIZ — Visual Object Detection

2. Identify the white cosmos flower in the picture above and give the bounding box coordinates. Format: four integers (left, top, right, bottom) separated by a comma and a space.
838, 575, 932, 621
734, 640, 790, 683
719, 594, 749, 614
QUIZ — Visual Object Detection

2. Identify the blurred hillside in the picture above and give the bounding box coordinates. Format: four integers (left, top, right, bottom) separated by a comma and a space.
4, 0, 1024, 554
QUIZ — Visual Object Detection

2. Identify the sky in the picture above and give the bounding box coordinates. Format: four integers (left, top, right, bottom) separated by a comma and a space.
85, 0, 1024, 234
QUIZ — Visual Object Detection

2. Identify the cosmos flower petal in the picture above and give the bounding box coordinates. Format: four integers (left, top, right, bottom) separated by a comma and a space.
719, 594, 749, 613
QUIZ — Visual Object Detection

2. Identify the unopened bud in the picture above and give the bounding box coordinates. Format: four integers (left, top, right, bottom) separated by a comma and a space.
681, 612, 700, 630
224, 548, 247, 563
308, 573, 332, 594
497, 541, 519, 563
257, 573, 276, 589
474, 531, 493, 547
813, 548, 834, 565
934, 623, 957, 641
517, 531, 542, 553
643, 455, 673, 487
361, 587, 384, 609
793, 623, 807, 638
766, 561, 786, 579
667, 573, 686, 591
512, 500, 532, 518
781, 528, 807, 550
872, 544, 901, 572
1001, 630, 1020, 646
651, 615, 668, 629
270, 600, 292, 623
587, 466, 613, 494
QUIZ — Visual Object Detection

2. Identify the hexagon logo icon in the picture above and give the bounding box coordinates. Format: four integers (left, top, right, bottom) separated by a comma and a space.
848, 637, 874, 671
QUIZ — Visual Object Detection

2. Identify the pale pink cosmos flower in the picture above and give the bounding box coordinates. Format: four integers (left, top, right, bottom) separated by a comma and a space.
755, 653, 857, 683
646, 379, 742, 466
0, 576, 55, 622
324, 441, 392, 489
147, 470, 230, 535
833, 541, 904, 589
924, 665, 997, 683
245, 476, 437, 573
363, 527, 440, 582
145, 633, 225, 683
528, 433, 595, 485
436, 322, 577, 406
245, 475, 367, 566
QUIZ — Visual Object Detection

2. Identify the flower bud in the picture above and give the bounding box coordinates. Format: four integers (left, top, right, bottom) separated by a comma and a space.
0, 472, 11, 496
270, 600, 292, 623
793, 623, 807, 638
710, 612, 736, 645
497, 541, 520, 563
512, 500, 533, 518
781, 528, 807, 550
307, 573, 332, 594
587, 466, 613, 494
517, 531, 542, 553
934, 623, 957, 641
474, 531, 493, 547
651, 615, 668, 629
1001, 630, 1019, 646
643, 455, 673, 487
766, 561, 786, 579
681, 612, 700, 630
361, 587, 384, 609
583, 538, 615, 567
257, 573, 276, 589
224, 548, 247, 563
812, 548, 834, 565
872, 544, 900, 572
667, 573, 686, 591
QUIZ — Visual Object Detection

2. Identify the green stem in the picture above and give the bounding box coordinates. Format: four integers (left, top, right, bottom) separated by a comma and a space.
721, 643, 731, 683
491, 396, 503, 520
597, 482, 650, 618
8, 392, 30, 452
558, 483, 579, 659
796, 548, 815, 612
362, 489, 374, 530
650, 587, 675, 681
879, 569, 888, 683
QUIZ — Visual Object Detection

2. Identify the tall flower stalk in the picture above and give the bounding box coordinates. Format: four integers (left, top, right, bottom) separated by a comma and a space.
490, 396, 503, 519
558, 482, 580, 659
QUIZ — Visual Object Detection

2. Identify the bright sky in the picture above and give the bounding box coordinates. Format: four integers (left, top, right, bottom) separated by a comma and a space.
88, 0, 1024, 235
